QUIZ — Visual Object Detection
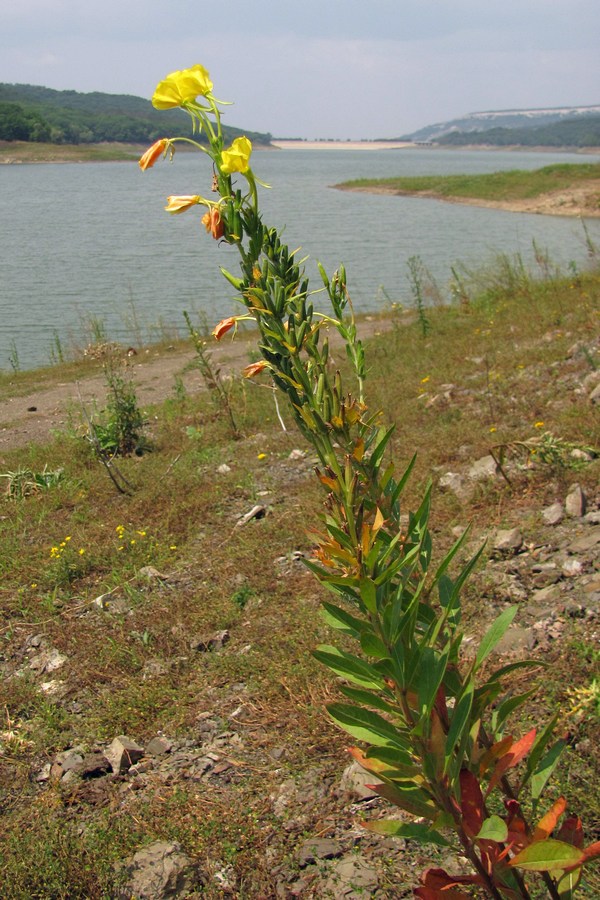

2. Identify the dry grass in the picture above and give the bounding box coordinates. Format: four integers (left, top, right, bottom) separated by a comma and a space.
0, 261, 599, 897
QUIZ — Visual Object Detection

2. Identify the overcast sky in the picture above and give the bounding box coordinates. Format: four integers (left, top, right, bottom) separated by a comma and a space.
2, 0, 599, 138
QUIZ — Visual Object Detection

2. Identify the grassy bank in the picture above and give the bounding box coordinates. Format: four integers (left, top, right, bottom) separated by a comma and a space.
336, 160, 600, 203
0, 141, 145, 164
0, 261, 599, 896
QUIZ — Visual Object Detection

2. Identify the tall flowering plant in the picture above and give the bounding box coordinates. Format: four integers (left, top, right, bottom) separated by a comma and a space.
140, 66, 599, 898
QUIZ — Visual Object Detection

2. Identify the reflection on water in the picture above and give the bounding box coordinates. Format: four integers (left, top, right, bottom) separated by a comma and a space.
1, 147, 599, 369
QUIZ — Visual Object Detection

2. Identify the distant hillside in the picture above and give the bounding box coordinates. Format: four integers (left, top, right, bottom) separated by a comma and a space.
399, 105, 600, 147
0, 83, 272, 146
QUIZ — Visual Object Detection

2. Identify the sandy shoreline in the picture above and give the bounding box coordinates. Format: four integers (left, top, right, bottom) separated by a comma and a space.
336, 180, 600, 218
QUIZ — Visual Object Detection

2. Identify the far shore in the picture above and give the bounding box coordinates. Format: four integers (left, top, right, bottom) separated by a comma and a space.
270, 140, 414, 151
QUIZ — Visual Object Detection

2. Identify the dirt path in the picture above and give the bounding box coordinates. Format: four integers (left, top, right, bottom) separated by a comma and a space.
0, 318, 389, 453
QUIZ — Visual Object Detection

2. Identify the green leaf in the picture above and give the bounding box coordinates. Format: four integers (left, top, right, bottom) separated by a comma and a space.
338, 685, 399, 716
372, 780, 436, 818
365, 820, 450, 847
320, 601, 365, 638
327, 702, 408, 750
359, 577, 378, 614
313, 646, 385, 690
475, 815, 508, 842
509, 839, 583, 872
444, 683, 474, 774
417, 646, 449, 718
530, 740, 566, 801
474, 606, 518, 672
494, 688, 538, 732
360, 631, 389, 659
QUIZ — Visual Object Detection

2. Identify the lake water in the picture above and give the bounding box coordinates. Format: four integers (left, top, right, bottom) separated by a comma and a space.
1, 147, 599, 370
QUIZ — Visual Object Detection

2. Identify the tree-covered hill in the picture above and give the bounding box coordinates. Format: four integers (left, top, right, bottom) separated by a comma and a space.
436, 116, 600, 148
0, 83, 272, 146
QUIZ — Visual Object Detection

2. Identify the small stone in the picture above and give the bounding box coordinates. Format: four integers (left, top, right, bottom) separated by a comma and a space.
116, 841, 200, 899
542, 502, 564, 526
340, 761, 382, 800
288, 449, 306, 460
565, 484, 587, 518
236, 504, 266, 527
562, 559, 583, 577
78, 752, 112, 779
439, 472, 473, 502
297, 838, 343, 867
589, 382, 600, 405
493, 528, 523, 553
29, 647, 67, 674
105, 736, 144, 774
468, 455, 499, 481
137, 566, 169, 580
216, 463, 231, 474
569, 528, 600, 553
190, 630, 230, 653
146, 736, 173, 756
324, 855, 379, 897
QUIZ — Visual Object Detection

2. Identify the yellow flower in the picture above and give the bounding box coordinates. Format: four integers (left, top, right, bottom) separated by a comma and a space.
534, 421, 545, 429
220, 137, 252, 175
420, 375, 430, 384
78, 548, 85, 555
165, 195, 201, 214
212, 316, 237, 340
139, 138, 171, 171
257, 453, 267, 460
489, 426, 497, 433
152, 64, 213, 109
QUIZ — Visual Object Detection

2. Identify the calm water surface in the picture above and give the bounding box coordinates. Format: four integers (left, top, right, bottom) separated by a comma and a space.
1, 147, 599, 369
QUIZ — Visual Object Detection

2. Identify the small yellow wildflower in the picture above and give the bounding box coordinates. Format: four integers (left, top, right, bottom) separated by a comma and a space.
31, 583, 38, 589
170, 544, 177, 551
420, 375, 430, 384
534, 421, 545, 429
489, 426, 497, 434
65, 536, 71, 542
78, 548, 85, 556
137, 530, 147, 537
130, 539, 136, 546
257, 453, 267, 460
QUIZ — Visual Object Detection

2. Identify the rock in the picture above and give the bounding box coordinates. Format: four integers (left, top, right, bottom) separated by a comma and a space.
589, 382, 600, 405
235, 504, 266, 527
340, 761, 382, 800
288, 449, 307, 460
216, 463, 231, 474
542, 502, 564, 526
493, 528, 523, 554
146, 736, 173, 756
106, 736, 144, 774
439, 472, 473, 502
137, 566, 169, 581
29, 647, 67, 674
468, 455, 499, 482
189, 630, 230, 653
116, 841, 200, 899
50, 749, 84, 780
297, 838, 343, 867
568, 527, 600, 554
562, 559, 583, 577
78, 752, 112, 779
323, 855, 379, 898
565, 484, 587, 518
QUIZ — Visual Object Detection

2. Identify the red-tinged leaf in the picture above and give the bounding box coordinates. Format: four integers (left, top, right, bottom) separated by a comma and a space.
532, 796, 567, 842
429, 708, 446, 772
414, 888, 472, 899
459, 769, 484, 837
509, 838, 584, 872
556, 815, 584, 849
487, 728, 537, 796
479, 735, 513, 777
419, 868, 486, 890
568, 841, 600, 870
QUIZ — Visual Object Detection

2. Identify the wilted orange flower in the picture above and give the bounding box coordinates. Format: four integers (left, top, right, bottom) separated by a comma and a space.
201, 206, 224, 239
212, 316, 237, 340
165, 195, 201, 213
242, 360, 269, 378
139, 138, 169, 171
